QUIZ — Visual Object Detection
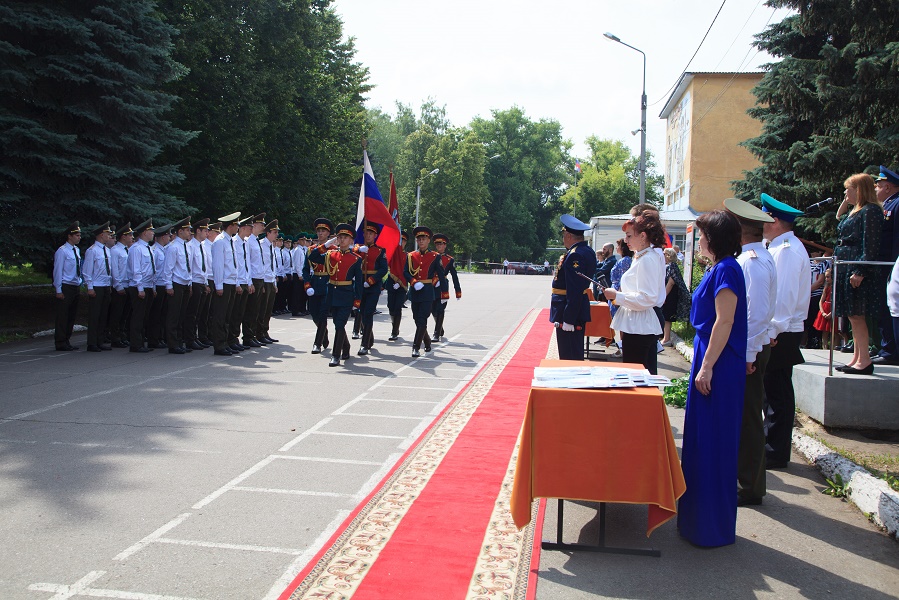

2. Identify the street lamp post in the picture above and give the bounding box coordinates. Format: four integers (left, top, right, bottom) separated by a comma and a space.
415, 168, 440, 228
604, 32, 646, 204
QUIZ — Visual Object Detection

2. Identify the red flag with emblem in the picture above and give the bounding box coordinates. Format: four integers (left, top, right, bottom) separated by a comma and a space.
387, 171, 406, 279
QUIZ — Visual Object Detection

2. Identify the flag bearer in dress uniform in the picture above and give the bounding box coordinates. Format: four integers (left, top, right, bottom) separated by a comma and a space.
258, 219, 280, 344
431, 233, 462, 342
146, 225, 171, 349
725, 198, 778, 506
550, 214, 596, 360
53, 222, 83, 350
128, 219, 157, 352
243, 213, 267, 347
229, 216, 255, 352
291, 233, 309, 316
211, 213, 241, 355
184, 218, 210, 350
108, 222, 133, 348
761, 193, 810, 470
306, 222, 362, 367
354, 223, 388, 355
82, 222, 115, 352
385, 231, 409, 341
304, 219, 334, 353
405, 226, 445, 357
162, 217, 193, 353
198, 222, 219, 346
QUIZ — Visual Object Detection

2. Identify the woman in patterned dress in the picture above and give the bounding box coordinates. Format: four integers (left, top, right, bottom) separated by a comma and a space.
834, 173, 884, 375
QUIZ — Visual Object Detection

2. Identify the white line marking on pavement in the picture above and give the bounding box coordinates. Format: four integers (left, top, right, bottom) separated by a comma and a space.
361, 398, 441, 404
232, 486, 355, 499
311, 431, 405, 440
192, 456, 277, 509
1, 364, 209, 425
279, 391, 370, 450
336, 412, 425, 421
273, 455, 381, 466
113, 513, 192, 561
155, 537, 303, 555
377, 384, 457, 391
29, 571, 204, 600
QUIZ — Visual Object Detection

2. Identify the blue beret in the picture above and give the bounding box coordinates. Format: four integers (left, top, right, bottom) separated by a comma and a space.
760, 193, 803, 223
876, 166, 899, 186
560, 214, 590, 233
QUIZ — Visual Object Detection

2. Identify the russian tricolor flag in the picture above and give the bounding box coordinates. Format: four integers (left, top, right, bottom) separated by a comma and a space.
355, 150, 401, 262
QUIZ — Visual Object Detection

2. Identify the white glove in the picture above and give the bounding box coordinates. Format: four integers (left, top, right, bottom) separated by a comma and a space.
434, 280, 440, 288
324, 237, 337, 248
363, 281, 370, 288
393, 282, 400, 290
306, 287, 315, 297
413, 282, 424, 291
561, 322, 575, 332
441, 299, 448, 305
358, 245, 368, 253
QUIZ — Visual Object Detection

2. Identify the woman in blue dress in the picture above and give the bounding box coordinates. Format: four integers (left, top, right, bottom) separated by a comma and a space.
678, 210, 748, 547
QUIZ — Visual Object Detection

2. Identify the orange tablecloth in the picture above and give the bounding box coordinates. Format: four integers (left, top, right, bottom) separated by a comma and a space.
510, 360, 686, 537
584, 302, 613, 339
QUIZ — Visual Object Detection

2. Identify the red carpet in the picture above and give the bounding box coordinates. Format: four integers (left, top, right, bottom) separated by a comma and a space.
280, 309, 553, 600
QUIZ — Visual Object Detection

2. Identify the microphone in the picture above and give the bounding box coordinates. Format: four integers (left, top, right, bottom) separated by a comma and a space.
805, 197, 834, 215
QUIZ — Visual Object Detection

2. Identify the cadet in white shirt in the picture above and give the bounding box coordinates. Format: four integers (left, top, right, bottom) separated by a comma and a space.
162, 217, 193, 353
210, 213, 241, 355
184, 218, 211, 350
725, 199, 778, 505
108, 222, 133, 347
82, 222, 115, 352
291, 233, 309, 316
243, 213, 267, 347
127, 219, 157, 352
760, 193, 810, 469
53, 221, 83, 351
197, 222, 219, 346
147, 226, 171, 348
258, 220, 280, 344
231, 215, 258, 350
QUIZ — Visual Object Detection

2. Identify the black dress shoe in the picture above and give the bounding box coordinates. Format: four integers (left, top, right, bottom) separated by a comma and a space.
329, 356, 340, 367
311, 345, 322, 354
99, 344, 112, 351
843, 363, 874, 375
130, 347, 152, 353
214, 348, 233, 356
264, 336, 278, 343
412, 349, 421, 358
352, 332, 361, 340
87, 345, 102, 352
388, 334, 398, 341
168, 347, 187, 354
870, 355, 899, 365
737, 496, 763, 506
67, 344, 80, 351
357, 347, 369, 356
341, 352, 350, 360
424, 344, 432, 353
199, 339, 213, 347
229, 344, 244, 352
244, 339, 263, 348
835, 364, 851, 372
187, 341, 206, 351
111, 341, 129, 348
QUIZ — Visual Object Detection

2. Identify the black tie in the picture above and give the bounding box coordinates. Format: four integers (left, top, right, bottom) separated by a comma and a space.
148, 246, 155, 274
269, 244, 274, 270
200, 244, 206, 271
230, 239, 236, 267
243, 242, 248, 272
74, 246, 81, 278
103, 246, 110, 276
184, 242, 190, 273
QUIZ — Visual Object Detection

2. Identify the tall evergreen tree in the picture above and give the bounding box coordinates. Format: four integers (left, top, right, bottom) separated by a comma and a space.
734, 0, 899, 241
0, 1, 194, 270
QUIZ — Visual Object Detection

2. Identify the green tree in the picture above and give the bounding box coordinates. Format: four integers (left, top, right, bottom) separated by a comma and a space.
0, 0, 194, 270
733, 0, 899, 242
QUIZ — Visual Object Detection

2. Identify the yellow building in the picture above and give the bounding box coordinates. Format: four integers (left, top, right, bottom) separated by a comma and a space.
659, 71, 763, 212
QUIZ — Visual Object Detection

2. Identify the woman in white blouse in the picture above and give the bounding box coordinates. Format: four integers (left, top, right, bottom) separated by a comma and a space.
603, 211, 667, 374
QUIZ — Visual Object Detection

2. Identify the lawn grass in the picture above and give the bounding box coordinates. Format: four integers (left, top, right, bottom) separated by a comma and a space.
0, 263, 51, 286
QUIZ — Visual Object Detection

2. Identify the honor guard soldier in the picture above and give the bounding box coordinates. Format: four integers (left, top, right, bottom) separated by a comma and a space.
760, 193, 810, 469
385, 231, 409, 341
355, 223, 388, 355
146, 225, 171, 348
244, 213, 268, 347
184, 218, 210, 350
198, 222, 219, 347
229, 216, 255, 352
725, 198, 778, 505
108, 222, 133, 347
82, 222, 115, 352
551, 214, 596, 360
53, 221, 83, 350
210, 213, 241, 355
258, 219, 280, 344
127, 219, 157, 352
162, 217, 194, 353
405, 226, 445, 357
291, 233, 309, 316
306, 222, 362, 367
431, 233, 462, 342
304, 219, 335, 352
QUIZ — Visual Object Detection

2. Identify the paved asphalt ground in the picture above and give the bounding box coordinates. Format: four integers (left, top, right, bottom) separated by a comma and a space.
2, 273, 898, 599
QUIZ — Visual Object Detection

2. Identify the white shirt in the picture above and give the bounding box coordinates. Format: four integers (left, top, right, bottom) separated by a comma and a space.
261, 238, 276, 283
188, 237, 207, 284
53, 242, 82, 293
82, 240, 112, 289
888, 255, 899, 318
737, 241, 778, 363
293, 245, 307, 278
129, 238, 156, 291
610, 246, 665, 335
152, 241, 167, 287
200, 239, 214, 282
767, 231, 811, 335
162, 238, 192, 288
212, 232, 239, 289
110, 242, 129, 291
247, 235, 265, 280
234, 234, 252, 285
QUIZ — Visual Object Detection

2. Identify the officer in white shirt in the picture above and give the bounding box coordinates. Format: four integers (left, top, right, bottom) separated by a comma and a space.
291, 233, 309, 316
761, 193, 810, 469
108, 222, 133, 347
82, 222, 115, 352
243, 213, 267, 347
146, 225, 171, 348
228, 216, 255, 352
184, 218, 210, 350
53, 221, 83, 350
210, 213, 241, 355
725, 199, 778, 505
162, 217, 193, 353
127, 219, 157, 352
197, 222, 219, 346
258, 220, 280, 344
